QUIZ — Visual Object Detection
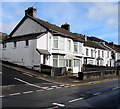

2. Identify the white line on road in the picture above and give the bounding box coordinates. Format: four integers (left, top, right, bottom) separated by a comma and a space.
59, 85, 65, 87
71, 85, 76, 87
52, 103, 65, 107
9, 93, 20, 96
14, 78, 42, 88
23, 91, 33, 94
64, 86, 70, 88
51, 86, 58, 88
56, 87, 62, 89
46, 88, 54, 90
93, 92, 101, 96
112, 87, 119, 90
0, 95, 5, 98
36, 89, 44, 92
69, 97, 84, 103
42, 87, 49, 89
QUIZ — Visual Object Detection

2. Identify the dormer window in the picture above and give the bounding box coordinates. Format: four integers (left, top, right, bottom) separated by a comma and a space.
25, 40, 29, 46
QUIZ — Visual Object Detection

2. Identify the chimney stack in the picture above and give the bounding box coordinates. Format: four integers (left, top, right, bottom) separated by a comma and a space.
25, 6, 36, 17
61, 23, 70, 31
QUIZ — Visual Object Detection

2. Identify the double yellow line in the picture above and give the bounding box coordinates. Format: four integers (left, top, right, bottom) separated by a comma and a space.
21, 72, 118, 86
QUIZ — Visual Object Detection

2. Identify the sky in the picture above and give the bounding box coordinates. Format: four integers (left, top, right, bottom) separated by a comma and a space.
0, 1, 119, 44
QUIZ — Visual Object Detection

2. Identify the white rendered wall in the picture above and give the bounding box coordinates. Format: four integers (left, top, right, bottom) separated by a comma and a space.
2, 39, 36, 68
12, 18, 46, 37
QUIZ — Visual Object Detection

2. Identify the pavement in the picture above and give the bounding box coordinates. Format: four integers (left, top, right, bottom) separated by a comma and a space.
2, 62, 119, 85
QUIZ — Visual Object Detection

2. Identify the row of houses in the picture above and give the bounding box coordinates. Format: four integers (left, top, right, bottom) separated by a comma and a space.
1, 7, 120, 76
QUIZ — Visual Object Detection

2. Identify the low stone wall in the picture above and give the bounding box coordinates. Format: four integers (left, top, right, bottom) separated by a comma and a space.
83, 69, 116, 80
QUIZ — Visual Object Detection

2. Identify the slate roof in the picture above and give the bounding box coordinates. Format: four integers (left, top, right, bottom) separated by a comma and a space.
8, 15, 84, 43
84, 40, 106, 50
33, 17, 84, 42
36, 48, 50, 55
106, 43, 120, 53
3, 32, 46, 43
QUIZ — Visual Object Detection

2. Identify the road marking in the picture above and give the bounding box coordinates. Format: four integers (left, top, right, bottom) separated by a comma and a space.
59, 85, 65, 87
22, 73, 33, 77
51, 86, 58, 88
112, 87, 119, 90
3, 64, 118, 86
14, 78, 42, 88
9, 93, 20, 96
69, 97, 84, 103
56, 87, 62, 89
42, 87, 49, 89
23, 91, 33, 94
64, 86, 70, 88
93, 92, 101, 96
46, 88, 54, 90
36, 89, 44, 92
0, 95, 5, 98
52, 103, 65, 107
71, 85, 76, 87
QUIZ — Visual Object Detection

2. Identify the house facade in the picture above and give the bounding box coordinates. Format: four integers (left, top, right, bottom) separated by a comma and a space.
2, 7, 120, 76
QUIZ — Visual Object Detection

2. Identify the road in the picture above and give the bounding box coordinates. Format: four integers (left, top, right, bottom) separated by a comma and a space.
1, 65, 120, 108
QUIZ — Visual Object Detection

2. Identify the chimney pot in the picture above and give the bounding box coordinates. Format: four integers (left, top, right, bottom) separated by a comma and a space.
25, 6, 36, 17
61, 23, 70, 31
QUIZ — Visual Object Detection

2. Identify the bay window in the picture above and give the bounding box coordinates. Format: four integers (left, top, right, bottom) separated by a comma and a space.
53, 36, 58, 48
53, 36, 64, 50
59, 55, 65, 67
53, 55, 65, 67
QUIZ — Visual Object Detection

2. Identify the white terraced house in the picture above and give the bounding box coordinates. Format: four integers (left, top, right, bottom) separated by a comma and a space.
2, 7, 119, 76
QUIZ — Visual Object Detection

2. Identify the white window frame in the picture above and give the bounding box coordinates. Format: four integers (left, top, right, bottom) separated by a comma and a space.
66, 59, 72, 67
74, 42, 79, 52
53, 36, 64, 50
67, 39, 71, 51
53, 55, 65, 67
91, 49, 93, 57
86, 48, 88, 56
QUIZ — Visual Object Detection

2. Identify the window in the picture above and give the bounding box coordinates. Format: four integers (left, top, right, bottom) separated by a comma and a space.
107, 51, 109, 58
53, 36, 64, 49
3, 43, 6, 48
102, 51, 104, 57
86, 48, 88, 56
67, 40, 71, 51
79, 43, 82, 53
74, 59, 80, 67
53, 55, 58, 67
14, 41, 17, 48
98, 50, 100, 57
74, 42, 78, 52
53, 55, 65, 67
59, 55, 65, 67
26, 40, 29, 46
66, 59, 72, 67
91, 49, 93, 57
59, 37, 64, 50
